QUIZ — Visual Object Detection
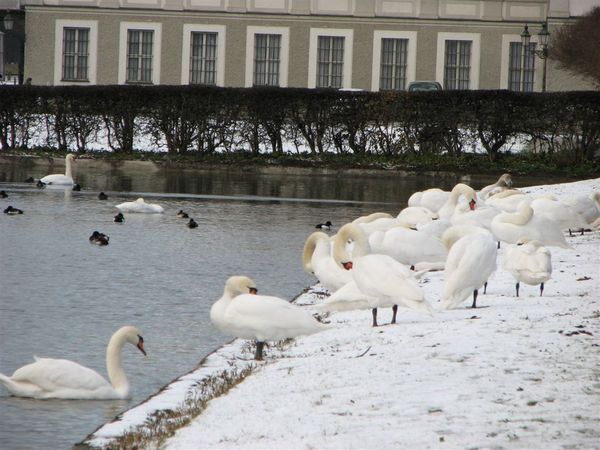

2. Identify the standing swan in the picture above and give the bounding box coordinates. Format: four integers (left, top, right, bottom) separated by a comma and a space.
0, 326, 146, 400
40, 153, 76, 185
503, 239, 552, 297
302, 231, 352, 292
210, 276, 329, 360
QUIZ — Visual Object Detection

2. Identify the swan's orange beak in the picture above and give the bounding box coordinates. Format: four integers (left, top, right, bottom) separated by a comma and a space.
342, 261, 353, 270
249, 287, 258, 295
469, 199, 476, 211
137, 338, 147, 356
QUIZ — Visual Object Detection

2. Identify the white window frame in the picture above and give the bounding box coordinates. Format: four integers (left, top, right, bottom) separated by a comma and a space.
182, 24, 226, 86
436, 32, 480, 90
245, 26, 289, 88
118, 22, 162, 85
54, 20, 98, 85
501, 34, 540, 91
308, 28, 353, 89
371, 30, 417, 91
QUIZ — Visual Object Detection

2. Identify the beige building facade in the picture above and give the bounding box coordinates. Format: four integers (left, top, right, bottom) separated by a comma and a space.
18, 0, 598, 91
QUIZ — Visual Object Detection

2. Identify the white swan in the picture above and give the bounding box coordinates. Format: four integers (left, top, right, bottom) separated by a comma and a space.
451, 202, 502, 231
332, 223, 433, 327
396, 206, 438, 228
40, 153, 76, 185
490, 199, 571, 248
210, 276, 329, 360
440, 228, 497, 310
302, 231, 352, 292
437, 183, 477, 220
407, 188, 450, 213
115, 198, 164, 214
0, 326, 146, 400
318, 281, 375, 313
503, 239, 552, 297
479, 173, 513, 200
563, 191, 600, 227
368, 225, 447, 267
531, 196, 589, 233
485, 189, 527, 212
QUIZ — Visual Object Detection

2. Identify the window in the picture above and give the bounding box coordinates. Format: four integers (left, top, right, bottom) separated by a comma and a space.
508, 42, 536, 92
308, 28, 353, 89
62, 28, 89, 81
436, 33, 480, 90
253, 34, 281, 86
54, 20, 97, 85
190, 32, 217, 85
379, 38, 408, 90
444, 40, 471, 90
316, 36, 345, 88
127, 30, 154, 83
118, 22, 161, 85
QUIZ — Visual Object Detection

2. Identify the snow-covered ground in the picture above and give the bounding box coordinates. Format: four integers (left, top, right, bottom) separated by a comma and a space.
85, 178, 600, 450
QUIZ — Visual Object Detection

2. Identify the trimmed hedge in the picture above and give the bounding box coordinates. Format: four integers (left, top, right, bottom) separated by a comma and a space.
0, 85, 598, 164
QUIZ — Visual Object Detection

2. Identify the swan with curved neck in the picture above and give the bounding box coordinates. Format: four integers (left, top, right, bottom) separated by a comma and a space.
0, 326, 146, 400
479, 173, 513, 200
503, 239, 552, 297
302, 231, 352, 292
332, 223, 432, 327
437, 183, 477, 219
40, 153, 76, 185
211, 276, 329, 360
407, 188, 450, 213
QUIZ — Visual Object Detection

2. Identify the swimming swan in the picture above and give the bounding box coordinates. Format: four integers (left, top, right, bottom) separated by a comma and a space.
332, 223, 433, 327
503, 239, 552, 297
40, 153, 76, 185
115, 198, 164, 214
0, 326, 146, 400
210, 276, 329, 360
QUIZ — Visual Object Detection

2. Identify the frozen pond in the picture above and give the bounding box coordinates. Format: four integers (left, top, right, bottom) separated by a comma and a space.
0, 161, 572, 450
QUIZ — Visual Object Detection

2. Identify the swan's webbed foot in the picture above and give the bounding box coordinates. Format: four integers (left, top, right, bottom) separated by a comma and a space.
391, 305, 398, 324
371, 308, 379, 327
254, 341, 265, 360
470, 289, 478, 308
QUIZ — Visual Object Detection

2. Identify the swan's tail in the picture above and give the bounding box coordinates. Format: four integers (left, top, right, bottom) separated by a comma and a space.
401, 298, 435, 316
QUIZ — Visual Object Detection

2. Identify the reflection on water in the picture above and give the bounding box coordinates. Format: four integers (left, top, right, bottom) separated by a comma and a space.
0, 160, 574, 450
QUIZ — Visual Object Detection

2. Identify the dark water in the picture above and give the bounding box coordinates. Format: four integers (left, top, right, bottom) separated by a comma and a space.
0, 161, 573, 450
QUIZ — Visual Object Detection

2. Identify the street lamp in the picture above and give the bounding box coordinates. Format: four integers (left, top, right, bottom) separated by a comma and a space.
521, 23, 550, 92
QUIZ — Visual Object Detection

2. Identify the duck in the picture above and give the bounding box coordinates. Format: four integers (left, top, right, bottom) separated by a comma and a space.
115, 198, 164, 214
177, 210, 189, 219
0, 326, 146, 400
0, 190, 7, 198
98, 192, 108, 200
490, 199, 571, 248
89, 231, 109, 246
302, 231, 353, 293
72, 183, 81, 192
25, 177, 35, 183
315, 220, 333, 231
3, 205, 23, 215
479, 173, 513, 200
40, 153, 76, 185
210, 276, 329, 360
503, 239, 552, 297
113, 212, 125, 223
187, 218, 198, 228
36, 180, 46, 189
332, 223, 433, 327
440, 227, 497, 310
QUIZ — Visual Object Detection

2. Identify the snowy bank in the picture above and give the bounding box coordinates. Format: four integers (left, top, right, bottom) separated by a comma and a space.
83, 178, 600, 450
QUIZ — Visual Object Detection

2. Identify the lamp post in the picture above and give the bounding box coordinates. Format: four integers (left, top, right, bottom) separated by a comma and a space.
521, 23, 550, 92
1, 11, 25, 85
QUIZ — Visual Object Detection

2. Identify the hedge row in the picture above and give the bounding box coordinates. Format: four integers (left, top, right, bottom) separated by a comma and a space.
0, 85, 598, 163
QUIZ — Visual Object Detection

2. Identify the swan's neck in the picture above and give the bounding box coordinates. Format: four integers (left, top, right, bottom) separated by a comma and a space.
65, 157, 73, 179
333, 224, 370, 265
106, 331, 130, 398
503, 203, 534, 225
302, 233, 329, 272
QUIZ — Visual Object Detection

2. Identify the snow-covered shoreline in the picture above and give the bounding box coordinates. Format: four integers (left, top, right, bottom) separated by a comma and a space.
83, 178, 600, 450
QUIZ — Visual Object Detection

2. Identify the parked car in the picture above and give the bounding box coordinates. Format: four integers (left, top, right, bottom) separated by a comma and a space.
408, 81, 443, 92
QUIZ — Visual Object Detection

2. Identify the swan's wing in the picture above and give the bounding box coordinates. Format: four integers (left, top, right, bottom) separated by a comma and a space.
11, 357, 110, 393
318, 282, 374, 312
354, 255, 423, 302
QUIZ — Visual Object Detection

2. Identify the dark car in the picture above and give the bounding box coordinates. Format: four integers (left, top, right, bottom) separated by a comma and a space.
408, 81, 443, 92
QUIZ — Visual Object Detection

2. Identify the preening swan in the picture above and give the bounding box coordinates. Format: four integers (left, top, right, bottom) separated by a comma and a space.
40, 153, 76, 186
0, 326, 146, 400
332, 223, 433, 327
210, 276, 329, 360
115, 198, 164, 214
563, 191, 600, 228
440, 228, 497, 310
503, 239, 552, 297
485, 189, 527, 212
479, 173, 513, 200
531, 196, 588, 234
437, 183, 477, 220
302, 231, 353, 292
396, 206, 438, 228
490, 199, 571, 248
407, 188, 450, 213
